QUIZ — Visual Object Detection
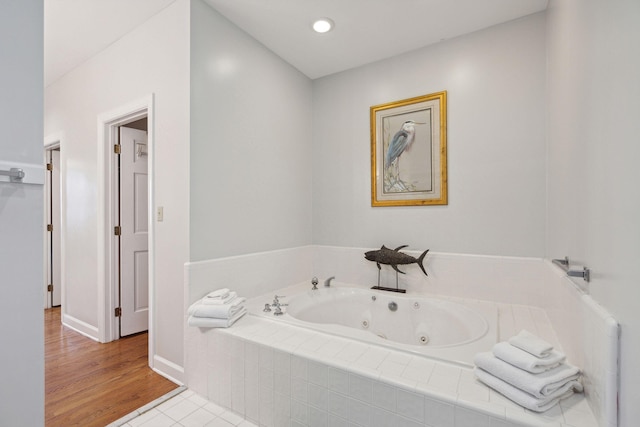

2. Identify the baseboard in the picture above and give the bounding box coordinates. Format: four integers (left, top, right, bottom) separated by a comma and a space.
152, 354, 185, 385
62, 313, 100, 342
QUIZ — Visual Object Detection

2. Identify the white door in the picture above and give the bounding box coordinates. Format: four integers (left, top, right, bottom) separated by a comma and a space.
46, 149, 61, 307
118, 126, 149, 336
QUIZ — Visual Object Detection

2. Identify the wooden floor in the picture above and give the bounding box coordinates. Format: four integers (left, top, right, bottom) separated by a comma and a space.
45, 307, 179, 426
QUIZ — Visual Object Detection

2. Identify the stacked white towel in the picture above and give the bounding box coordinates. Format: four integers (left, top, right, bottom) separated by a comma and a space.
474, 330, 583, 412
187, 288, 247, 328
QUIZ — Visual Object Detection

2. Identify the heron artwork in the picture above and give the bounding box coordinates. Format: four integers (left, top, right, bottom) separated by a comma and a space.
384, 120, 425, 192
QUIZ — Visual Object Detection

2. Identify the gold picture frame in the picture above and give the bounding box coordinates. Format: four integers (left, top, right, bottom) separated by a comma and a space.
370, 91, 447, 206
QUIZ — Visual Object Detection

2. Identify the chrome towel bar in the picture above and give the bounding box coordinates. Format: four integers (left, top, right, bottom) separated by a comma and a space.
0, 161, 44, 185
552, 256, 590, 282
0, 168, 25, 183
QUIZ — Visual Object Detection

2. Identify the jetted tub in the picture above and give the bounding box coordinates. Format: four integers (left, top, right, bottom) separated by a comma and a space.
248, 283, 498, 366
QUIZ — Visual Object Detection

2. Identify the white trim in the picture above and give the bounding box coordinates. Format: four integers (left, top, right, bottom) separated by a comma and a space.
152, 355, 185, 385
96, 94, 156, 376
43, 150, 53, 309
61, 313, 100, 342
43, 134, 64, 311
44, 132, 63, 150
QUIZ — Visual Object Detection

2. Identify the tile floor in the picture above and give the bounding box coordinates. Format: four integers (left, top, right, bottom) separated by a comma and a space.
109, 388, 257, 427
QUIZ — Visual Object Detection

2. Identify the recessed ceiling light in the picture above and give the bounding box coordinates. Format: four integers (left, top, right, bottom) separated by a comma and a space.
313, 18, 334, 34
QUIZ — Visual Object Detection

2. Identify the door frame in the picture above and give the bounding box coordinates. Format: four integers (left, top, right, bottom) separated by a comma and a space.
97, 95, 155, 366
43, 135, 64, 310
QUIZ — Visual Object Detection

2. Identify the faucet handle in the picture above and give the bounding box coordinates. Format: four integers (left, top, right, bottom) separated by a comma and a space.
311, 277, 319, 290
272, 295, 286, 306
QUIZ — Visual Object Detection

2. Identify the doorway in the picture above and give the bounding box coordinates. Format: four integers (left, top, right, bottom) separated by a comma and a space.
97, 96, 155, 371
45, 145, 61, 309
116, 118, 149, 337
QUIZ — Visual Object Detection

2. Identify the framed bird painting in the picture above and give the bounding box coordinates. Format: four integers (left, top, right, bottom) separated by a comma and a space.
370, 91, 447, 206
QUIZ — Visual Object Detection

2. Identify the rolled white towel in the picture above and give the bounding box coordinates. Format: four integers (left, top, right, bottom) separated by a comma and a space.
474, 367, 582, 412
188, 297, 246, 318
474, 352, 581, 398
201, 291, 237, 305
493, 341, 566, 374
188, 307, 246, 328
205, 288, 230, 299
509, 330, 554, 358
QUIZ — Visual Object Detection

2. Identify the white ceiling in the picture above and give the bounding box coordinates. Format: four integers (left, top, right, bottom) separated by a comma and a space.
45, 0, 548, 86
44, 0, 176, 86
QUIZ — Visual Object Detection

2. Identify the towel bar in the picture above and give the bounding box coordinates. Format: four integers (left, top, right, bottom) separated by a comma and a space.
0, 168, 25, 183
0, 161, 44, 185
552, 256, 590, 282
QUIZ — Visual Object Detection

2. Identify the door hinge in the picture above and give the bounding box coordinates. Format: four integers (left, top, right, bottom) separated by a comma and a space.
114, 226, 121, 236
47, 284, 53, 292
114, 144, 121, 154
115, 307, 122, 317
47, 224, 53, 232
46, 163, 53, 171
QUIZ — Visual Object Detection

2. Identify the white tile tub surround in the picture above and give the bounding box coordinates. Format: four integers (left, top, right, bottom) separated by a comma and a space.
185, 246, 312, 396
312, 246, 618, 427
184, 246, 618, 427
184, 246, 314, 308
196, 314, 597, 427
184, 246, 313, 394
312, 246, 552, 307
543, 266, 619, 427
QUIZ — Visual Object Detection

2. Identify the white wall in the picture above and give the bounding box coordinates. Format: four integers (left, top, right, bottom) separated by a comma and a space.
312, 14, 547, 258
546, 0, 640, 425
0, 0, 44, 424
189, 0, 313, 261
44, 0, 190, 375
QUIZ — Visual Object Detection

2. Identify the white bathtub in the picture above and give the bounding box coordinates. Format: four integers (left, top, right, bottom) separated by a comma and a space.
247, 283, 498, 366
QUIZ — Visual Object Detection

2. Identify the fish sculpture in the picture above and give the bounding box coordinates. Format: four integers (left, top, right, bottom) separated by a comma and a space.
364, 245, 429, 276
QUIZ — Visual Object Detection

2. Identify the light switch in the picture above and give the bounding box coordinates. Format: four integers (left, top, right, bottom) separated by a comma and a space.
157, 206, 164, 222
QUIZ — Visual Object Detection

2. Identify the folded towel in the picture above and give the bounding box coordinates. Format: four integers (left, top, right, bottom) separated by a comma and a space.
474, 352, 581, 398
201, 291, 237, 305
509, 330, 554, 358
188, 307, 246, 328
188, 297, 246, 319
493, 342, 566, 374
475, 367, 581, 412
205, 288, 230, 299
